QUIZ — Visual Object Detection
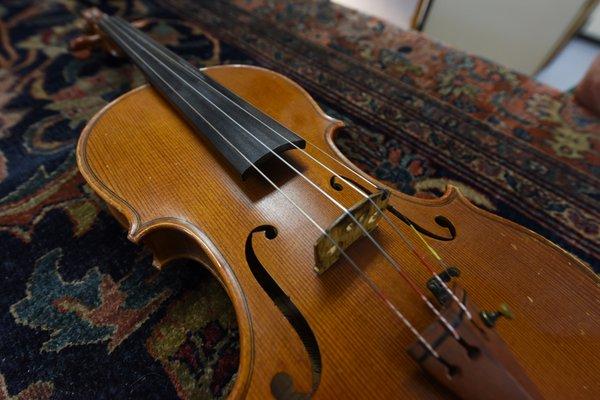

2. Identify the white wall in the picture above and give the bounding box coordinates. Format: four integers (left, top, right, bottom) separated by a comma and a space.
333, 0, 418, 29
582, 2, 600, 40
422, 0, 590, 74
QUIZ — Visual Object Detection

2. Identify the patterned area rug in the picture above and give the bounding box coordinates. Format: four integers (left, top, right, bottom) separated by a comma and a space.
0, 0, 597, 398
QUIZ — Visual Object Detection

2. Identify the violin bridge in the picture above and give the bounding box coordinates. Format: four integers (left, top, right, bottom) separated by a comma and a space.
314, 189, 390, 274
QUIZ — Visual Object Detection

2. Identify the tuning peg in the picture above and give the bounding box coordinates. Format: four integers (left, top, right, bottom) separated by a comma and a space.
131, 19, 152, 30
70, 9, 152, 60
69, 34, 102, 59
480, 303, 513, 327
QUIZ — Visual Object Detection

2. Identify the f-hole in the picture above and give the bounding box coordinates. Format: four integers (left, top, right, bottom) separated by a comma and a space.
330, 176, 456, 241
245, 225, 321, 399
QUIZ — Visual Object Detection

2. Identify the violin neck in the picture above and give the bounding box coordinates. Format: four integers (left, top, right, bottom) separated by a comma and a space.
97, 14, 305, 178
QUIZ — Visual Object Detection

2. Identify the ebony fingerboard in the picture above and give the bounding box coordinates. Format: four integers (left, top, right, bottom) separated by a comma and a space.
99, 15, 305, 179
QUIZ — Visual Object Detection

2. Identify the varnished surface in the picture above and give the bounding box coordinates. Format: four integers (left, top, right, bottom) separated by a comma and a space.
77, 65, 600, 399
408, 284, 543, 400
98, 15, 307, 178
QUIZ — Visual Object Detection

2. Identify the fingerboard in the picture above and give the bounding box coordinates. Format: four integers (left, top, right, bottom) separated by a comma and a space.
98, 15, 306, 179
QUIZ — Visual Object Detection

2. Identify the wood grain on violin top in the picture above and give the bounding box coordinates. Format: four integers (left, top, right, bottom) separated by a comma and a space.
77, 64, 600, 399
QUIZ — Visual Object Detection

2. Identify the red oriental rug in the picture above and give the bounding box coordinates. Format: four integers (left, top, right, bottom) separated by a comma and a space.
0, 0, 597, 398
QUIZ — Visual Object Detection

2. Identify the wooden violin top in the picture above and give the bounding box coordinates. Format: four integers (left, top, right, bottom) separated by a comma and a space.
75, 10, 600, 400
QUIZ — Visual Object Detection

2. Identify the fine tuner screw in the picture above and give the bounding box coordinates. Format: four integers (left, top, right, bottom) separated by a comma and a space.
480, 303, 514, 327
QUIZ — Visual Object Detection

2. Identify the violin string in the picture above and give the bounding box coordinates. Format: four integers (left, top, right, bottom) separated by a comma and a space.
117, 17, 471, 320
105, 16, 462, 340
100, 18, 442, 358
104, 17, 462, 341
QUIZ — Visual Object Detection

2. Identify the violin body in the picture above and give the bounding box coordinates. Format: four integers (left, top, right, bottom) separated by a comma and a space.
77, 64, 599, 399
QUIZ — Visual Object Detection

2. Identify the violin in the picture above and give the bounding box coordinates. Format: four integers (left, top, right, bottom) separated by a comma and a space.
72, 9, 599, 399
